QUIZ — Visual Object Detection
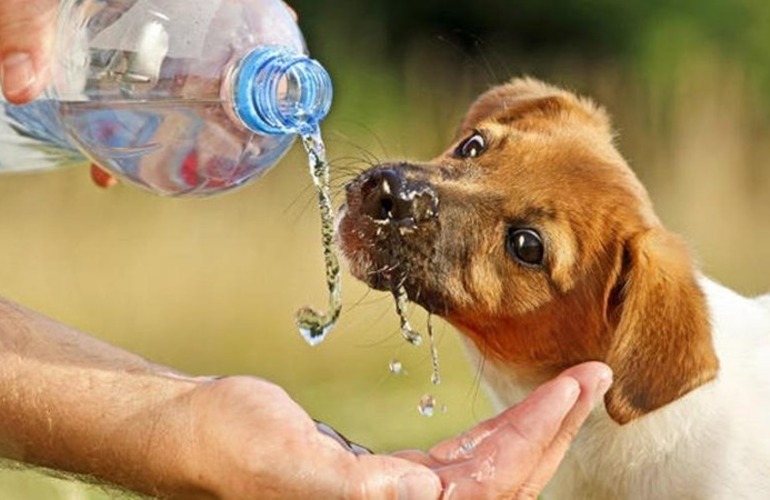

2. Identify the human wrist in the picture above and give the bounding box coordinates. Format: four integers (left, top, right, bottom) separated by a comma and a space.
0, 297, 215, 496
87, 371, 211, 498
174, 376, 261, 499
3, 360, 208, 496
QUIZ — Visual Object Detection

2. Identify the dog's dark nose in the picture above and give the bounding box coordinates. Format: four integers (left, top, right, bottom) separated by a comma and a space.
360, 168, 409, 221
353, 167, 438, 225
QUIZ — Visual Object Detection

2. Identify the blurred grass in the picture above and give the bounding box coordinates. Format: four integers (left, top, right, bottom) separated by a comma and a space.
2, 8, 770, 499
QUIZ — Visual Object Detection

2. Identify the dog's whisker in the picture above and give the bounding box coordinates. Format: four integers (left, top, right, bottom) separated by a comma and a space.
280, 182, 316, 219
325, 124, 388, 162
366, 261, 402, 278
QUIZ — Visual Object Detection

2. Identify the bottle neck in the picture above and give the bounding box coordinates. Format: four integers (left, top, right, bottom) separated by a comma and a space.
228, 47, 332, 136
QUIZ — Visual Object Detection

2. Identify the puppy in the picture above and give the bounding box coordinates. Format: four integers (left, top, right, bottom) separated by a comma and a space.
336, 77, 770, 499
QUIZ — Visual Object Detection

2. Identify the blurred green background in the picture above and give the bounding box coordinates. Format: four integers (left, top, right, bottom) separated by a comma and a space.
3, 0, 770, 497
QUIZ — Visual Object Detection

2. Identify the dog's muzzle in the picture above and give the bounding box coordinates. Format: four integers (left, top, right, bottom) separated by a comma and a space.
338, 163, 449, 312
346, 166, 439, 228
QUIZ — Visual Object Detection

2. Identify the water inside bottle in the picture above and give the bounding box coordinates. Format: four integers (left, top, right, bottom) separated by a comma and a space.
57, 99, 292, 196
0, 100, 84, 172
295, 130, 343, 345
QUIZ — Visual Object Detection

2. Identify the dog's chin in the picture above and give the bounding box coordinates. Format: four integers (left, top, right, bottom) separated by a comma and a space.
336, 208, 411, 291
337, 208, 451, 314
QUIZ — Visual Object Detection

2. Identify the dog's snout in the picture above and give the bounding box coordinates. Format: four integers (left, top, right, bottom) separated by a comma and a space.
360, 169, 408, 221
352, 167, 438, 225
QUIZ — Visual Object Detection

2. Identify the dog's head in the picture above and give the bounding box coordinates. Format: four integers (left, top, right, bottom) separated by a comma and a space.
337, 77, 718, 424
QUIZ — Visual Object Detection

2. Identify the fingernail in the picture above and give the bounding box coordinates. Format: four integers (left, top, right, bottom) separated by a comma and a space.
398, 472, 441, 500
593, 368, 614, 405
1, 52, 36, 100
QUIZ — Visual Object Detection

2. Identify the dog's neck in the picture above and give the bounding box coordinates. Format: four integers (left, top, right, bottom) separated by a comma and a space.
447, 275, 614, 380
463, 275, 770, 498
459, 312, 725, 499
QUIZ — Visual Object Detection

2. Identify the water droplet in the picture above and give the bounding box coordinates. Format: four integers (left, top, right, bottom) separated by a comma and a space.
295, 130, 343, 345
418, 394, 437, 417
394, 285, 422, 346
297, 321, 334, 347
389, 359, 403, 375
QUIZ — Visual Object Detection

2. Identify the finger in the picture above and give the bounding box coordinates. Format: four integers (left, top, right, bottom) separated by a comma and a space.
427, 418, 499, 463
90, 164, 119, 189
338, 453, 441, 500
0, 0, 57, 103
391, 449, 435, 467
435, 376, 581, 498
429, 372, 581, 463
523, 362, 612, 492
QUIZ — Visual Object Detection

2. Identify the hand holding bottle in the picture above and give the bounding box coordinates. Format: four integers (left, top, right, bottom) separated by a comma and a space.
0, 0, 297, 104
0, 0, 57, 103
0, 0, 331, 195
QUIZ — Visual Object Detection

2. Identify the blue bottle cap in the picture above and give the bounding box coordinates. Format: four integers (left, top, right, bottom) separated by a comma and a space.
233, 47, 332, 136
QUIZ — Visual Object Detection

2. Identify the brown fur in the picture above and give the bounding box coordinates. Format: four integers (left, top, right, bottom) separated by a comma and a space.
338, 77, 719, 423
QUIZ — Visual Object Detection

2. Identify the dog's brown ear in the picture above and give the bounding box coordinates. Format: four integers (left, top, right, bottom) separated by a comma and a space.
603, 228, 719, 424
462, 92, 564, 129
460, 77, 611, 134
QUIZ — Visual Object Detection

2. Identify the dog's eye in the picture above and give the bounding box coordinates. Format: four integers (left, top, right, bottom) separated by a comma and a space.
454, 131, 487, 159
507, 228, 545, 266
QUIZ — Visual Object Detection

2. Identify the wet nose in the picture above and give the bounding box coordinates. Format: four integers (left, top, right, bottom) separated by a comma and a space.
360, 168, 409, 221
353, 167, 437, 224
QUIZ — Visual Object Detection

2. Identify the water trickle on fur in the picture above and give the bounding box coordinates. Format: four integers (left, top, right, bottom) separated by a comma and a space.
418, 394, 437, 417
427, 314, 441, 386
394, 285, 422, 346
392, 289, 444, 395
295, 130, 342, 346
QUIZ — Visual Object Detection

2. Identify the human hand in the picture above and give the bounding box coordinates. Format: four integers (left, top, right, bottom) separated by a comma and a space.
0, 1, 296, 104
0, 0, 297, 187
0, 0, 56, 103
177, 376, 442, 499
175, 362, 611, 499
0, 290, 610, 499
395, 362, 612, 498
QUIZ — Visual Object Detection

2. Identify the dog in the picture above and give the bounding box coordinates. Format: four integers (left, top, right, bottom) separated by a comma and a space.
336, 77, 770, 498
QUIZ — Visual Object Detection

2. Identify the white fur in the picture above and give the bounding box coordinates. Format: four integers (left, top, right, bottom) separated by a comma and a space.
472, 276, 770, 499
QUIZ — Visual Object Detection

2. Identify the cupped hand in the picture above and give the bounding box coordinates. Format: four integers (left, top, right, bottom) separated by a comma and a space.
177, 361, 611, 499
180, 376, 442, 499
395, 362, 612, 499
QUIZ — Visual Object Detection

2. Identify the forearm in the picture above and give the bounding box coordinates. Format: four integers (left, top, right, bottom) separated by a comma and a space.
0, 297, 206, 497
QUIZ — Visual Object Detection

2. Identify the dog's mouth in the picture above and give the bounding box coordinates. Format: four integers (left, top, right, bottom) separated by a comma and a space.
336, 164, 450, 313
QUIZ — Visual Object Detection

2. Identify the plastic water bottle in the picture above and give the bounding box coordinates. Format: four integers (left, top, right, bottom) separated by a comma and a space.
0, 0, 332, 196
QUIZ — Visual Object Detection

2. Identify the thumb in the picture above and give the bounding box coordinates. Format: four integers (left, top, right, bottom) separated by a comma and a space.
0, 0, 57, 103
